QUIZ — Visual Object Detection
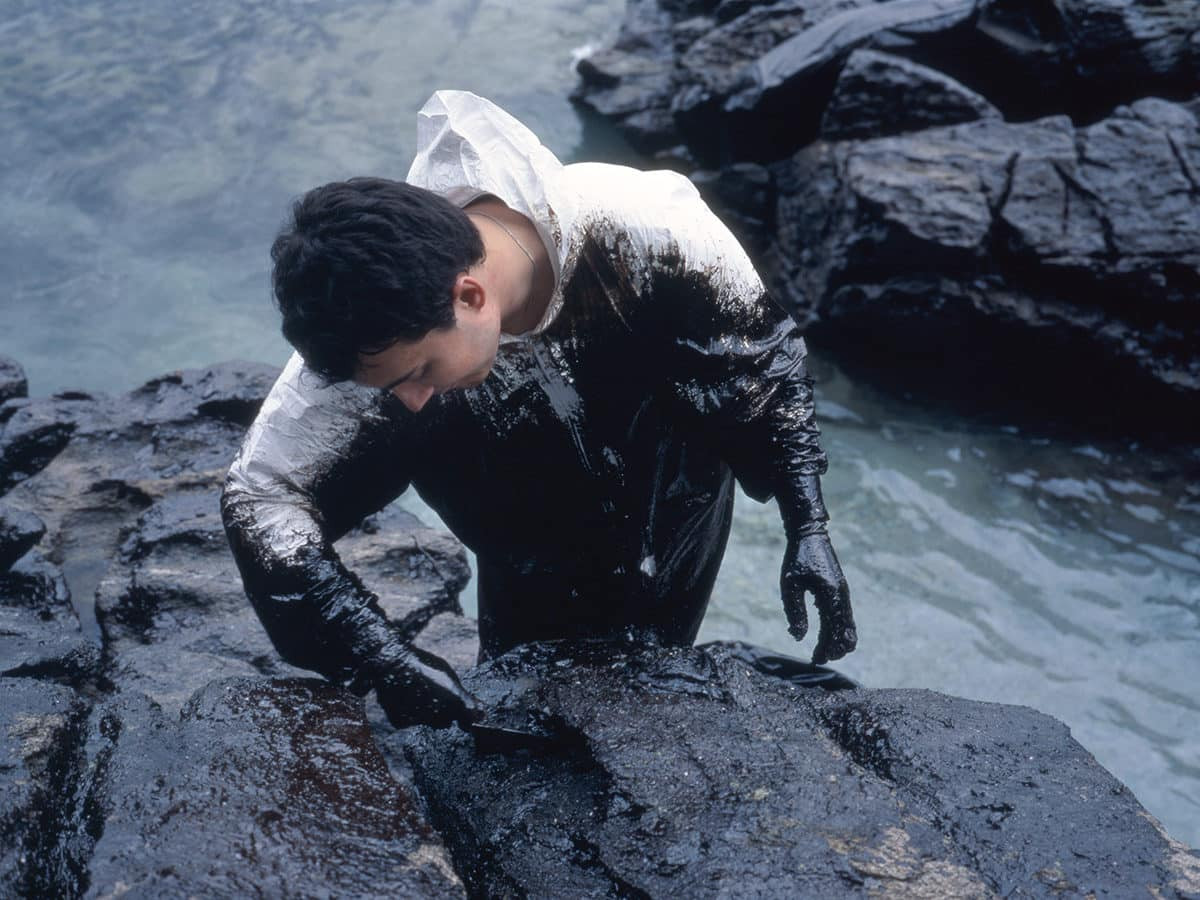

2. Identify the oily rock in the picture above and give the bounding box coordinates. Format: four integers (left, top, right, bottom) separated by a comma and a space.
0, 357, 26, 407
405, 640, 1199, 897
819, 48, 1001, 140
0, 550, 98, 686
0, 361, 281, 636
0, 501, 44, 572
0, 358, 481, 896
77, 679, 464, 898
0, 678, 91, 898
578, 0, 1200, 163
772, 100, 1200, 422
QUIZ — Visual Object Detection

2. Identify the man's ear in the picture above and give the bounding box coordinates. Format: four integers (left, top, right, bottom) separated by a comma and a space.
454, 273, 486, 311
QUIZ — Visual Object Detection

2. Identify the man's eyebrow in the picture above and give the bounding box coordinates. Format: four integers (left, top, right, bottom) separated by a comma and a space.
381, 367, 419, 392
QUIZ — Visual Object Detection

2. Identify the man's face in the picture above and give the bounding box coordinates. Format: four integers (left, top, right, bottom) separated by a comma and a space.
354, 294, 500, 413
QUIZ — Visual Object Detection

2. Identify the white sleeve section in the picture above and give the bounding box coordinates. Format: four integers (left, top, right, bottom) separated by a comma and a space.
564, 162, 766, 310
225, 351, 387, 556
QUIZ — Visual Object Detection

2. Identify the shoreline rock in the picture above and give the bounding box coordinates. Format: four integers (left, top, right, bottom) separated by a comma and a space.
0, 357, 470, 896
406, 639, 1200, 897
573, 0, 1200, 433
2, 358, 1196, 895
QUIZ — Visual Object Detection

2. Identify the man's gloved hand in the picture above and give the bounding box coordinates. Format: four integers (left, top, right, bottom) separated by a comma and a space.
374, 644, 482, 730
781, 530, 857, 665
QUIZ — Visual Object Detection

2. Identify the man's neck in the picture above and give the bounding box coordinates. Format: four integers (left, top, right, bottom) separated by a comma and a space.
466, 199, 553, 335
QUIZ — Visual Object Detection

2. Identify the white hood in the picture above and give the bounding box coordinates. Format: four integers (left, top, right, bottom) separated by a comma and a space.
406, 91, 576, 332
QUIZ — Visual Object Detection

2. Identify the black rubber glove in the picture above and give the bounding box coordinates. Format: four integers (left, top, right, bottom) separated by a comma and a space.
781, 531, 857, 664
373, 644, 482, 730
776, 474, 857, 665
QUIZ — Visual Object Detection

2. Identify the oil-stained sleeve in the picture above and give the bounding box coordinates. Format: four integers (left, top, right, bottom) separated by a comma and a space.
608, 178, 828, 504
220, 352, 413, 687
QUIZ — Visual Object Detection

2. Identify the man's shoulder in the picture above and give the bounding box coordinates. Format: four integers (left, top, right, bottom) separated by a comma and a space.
562, 162, 762, 295
563, 162, 705, 229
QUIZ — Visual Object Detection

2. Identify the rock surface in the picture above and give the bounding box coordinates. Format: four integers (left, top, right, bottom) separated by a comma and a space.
3, 358, 1197, 896
819, 47, 1001, 140
407, 640, 1200, 897
573, 0, 1200, 431
0, 550, 98, 686
76, 678, 463, 898
0, 678, 90, 898
775, 98, 1200, 422
0, 357, 26, 408
0, 360, 471, 896
0, 502, 45, 575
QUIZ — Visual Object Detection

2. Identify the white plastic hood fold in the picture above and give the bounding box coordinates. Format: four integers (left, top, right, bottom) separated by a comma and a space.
406, 90, 573, 311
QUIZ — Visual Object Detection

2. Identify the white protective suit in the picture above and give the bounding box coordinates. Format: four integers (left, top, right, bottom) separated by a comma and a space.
221, 91, 842, 695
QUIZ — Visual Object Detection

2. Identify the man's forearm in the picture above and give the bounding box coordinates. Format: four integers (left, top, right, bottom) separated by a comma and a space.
222, 486, 480, 726
775, 473, 830, 538
221, 486, 399, 686
220, 352, 411, 685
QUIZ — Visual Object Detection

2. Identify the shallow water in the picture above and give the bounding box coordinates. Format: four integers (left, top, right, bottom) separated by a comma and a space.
2, 0, 1196, 848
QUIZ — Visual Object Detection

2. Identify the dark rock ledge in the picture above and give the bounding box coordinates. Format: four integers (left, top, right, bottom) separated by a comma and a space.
2, 356, 1197, 898
573, 0, 1200, 432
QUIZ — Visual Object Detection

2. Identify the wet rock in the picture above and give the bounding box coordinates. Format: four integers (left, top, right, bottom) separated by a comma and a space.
579, 0, 1200, 163
819, 48, 1001, 140
689, 162, 774, 255
127, 361, 277, 429
572, 0, 684, 153
0, 501, 44, 571
1054, 0, 1199, 109
93, 487, 308, 714
338, 501, 471, 634
0, 357, 26, 407
0, 362, 281, 635
0, 678, 91, 898
675, 0, 983, 162
676, 0, 860, 101
861, 0, 1200, 128
0, 397, 80, 495
0, 551, 99, 686
773, 99, 1200, 424
0, 358, 484, 894
0, 398, 28, 429
76, 678, 464, 898
574, 0, 887, 154
406, 641, 1199, 897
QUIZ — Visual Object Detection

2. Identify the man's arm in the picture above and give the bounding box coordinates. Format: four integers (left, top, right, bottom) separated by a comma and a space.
666, 282, 856, 663
221, 353, 480, 726
618, 181, 857, 663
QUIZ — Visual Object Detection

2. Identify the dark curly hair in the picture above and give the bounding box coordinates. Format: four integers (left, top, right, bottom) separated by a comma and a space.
269, 177, 485, 383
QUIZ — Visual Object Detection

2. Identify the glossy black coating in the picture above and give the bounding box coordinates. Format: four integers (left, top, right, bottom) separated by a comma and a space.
223, 226, 851, 727
468, 637, 859, 755
405, 640, 1194, 896
374, 643, 482, 730
706, 639, 859, 691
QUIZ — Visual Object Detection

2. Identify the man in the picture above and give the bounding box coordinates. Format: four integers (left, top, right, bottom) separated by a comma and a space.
221, 90, 856, 730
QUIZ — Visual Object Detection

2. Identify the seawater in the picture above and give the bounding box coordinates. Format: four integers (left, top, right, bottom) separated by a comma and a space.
2, 0, 1196, 848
